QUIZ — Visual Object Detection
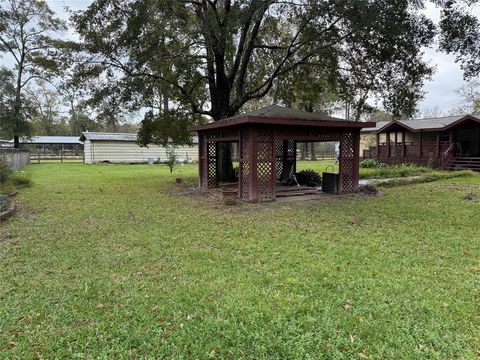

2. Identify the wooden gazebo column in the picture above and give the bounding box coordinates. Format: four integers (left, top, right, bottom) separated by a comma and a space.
338, 129, 360, 193
198, 133, 218, 189
238, 126, 275, 203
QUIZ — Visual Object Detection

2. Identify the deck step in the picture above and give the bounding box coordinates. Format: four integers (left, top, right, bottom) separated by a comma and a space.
446, 157, 480, 171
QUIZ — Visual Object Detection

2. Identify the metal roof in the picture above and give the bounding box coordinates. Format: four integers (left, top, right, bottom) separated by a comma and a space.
80, 132, 138, 142
190, 105, 374, 132
12, 136, 82, 144
362, 114, 480, 133
79, 132, 199, 143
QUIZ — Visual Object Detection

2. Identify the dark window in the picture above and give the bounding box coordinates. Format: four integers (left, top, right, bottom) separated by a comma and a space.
440, 133, 450, 142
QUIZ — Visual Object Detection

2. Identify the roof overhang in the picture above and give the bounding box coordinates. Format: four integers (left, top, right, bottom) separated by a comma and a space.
441, 115, 480, 131
375, 115, 480, 133
189, 115, 375, 132
376, 120, 416, 134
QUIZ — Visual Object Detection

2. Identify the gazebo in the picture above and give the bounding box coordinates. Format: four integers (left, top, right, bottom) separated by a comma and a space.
189, 105, 374, 202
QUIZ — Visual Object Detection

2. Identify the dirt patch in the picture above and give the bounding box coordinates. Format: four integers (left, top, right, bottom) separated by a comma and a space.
463, 192, 478, 201
0, 235, 12, 243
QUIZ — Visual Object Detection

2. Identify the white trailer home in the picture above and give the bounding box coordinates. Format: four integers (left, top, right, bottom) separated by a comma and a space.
80, 132, 198, 164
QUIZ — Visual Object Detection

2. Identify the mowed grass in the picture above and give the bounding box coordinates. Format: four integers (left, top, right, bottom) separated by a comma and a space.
1, 163, 479, 359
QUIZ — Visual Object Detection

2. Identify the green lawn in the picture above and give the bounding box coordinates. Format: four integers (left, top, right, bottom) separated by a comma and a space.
1, 163, 479, 359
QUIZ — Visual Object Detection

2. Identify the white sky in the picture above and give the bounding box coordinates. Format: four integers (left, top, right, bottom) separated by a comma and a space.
2, 0, 476, 117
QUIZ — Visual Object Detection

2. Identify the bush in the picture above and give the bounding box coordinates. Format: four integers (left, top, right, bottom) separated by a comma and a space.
0, 194, 10, 212
360, 163, 433, 179
11, 172, 32, 187
295, 169, 322, 186
0, 181, 15, 194
360, 159, 385, 168
0, 156, 12, 184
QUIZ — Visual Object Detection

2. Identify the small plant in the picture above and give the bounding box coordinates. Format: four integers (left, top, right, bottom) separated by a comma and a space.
360, 158, 385, 168
11, 172, 32, 187
0, 194, 10, 212
233, 165, 240, 180
164, 146, 177, 174
0, 155, 12, 184
295, 169, 322, 186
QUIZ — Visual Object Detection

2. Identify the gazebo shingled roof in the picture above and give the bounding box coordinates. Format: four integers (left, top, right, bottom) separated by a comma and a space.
189, 105, 375, 202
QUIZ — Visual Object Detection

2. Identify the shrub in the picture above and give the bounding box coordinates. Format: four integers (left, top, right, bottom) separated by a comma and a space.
11, 172, 32, 187
295, 169, 322, 186
0, 155, 12, 184
360, 159, 385, 168
0, 181, 15, 194
164, 147, 177, 174
0, 194, 10, 212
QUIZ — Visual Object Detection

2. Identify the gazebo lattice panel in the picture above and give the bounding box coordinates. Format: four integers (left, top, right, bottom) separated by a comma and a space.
339, 131, 359, 193
198, 135, 208, 187
239, 129, 252, 201
256, 130, 275, 201
207, 141, 218, 188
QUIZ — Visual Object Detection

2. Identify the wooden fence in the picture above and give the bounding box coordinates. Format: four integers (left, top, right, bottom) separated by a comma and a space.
0, 149, 31, 170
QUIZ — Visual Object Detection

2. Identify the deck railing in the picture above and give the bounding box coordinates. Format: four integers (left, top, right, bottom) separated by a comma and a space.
377, 141, 439, 158
441, 143, 455, 170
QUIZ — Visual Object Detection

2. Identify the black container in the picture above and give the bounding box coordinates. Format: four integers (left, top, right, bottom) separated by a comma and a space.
322, 166, 339, 194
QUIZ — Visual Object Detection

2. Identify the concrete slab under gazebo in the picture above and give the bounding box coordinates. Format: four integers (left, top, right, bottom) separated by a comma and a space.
189, 105, 375, 203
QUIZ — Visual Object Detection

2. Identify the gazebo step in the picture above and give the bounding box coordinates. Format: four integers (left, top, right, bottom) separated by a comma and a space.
276, 186, 315, 193
276, 190, 320, 197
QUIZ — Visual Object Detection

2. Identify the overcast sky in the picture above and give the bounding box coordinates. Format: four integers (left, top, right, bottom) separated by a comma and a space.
5, 0, 477, 118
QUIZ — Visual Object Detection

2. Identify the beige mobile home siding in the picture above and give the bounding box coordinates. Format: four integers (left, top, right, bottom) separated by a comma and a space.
83, 140, 198, 164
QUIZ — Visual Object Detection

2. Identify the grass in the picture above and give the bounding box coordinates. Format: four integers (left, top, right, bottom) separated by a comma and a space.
297, 160, 436, 180
1, 163, 479, 359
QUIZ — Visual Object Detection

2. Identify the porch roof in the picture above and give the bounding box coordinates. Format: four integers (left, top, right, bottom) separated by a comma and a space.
363, 114, 480, 133
189, 105, 375, 132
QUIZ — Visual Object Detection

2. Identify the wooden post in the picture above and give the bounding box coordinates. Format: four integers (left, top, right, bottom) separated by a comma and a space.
436, 132, 440, 158
402, 130, 406, 158
37, 144, 40, 163
376, 133, 380, 158
61, 144, 64, 163
419, 130, 423, 158
386, 132, 391, 157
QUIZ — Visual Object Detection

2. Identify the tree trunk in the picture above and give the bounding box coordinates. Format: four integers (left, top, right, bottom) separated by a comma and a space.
13, 57, 24, 149
310, 143, 316, 160
300, 143, 307, 160
217, 142, 236, 182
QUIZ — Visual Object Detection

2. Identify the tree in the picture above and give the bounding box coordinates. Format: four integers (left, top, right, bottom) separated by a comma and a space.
0, 66, 31, 140
26, 80, 62, 135
0, 0, 66, 147
452, 79, 480, 115
71, 0, 437, 178
438, 1, 480, 78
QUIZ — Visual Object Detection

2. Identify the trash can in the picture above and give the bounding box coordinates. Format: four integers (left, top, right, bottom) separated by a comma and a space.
147, 158, 154, 165
322, 166, 339, 194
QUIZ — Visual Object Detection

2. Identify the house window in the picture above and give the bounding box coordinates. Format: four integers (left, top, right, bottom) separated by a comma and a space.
440, 133, 450, 142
